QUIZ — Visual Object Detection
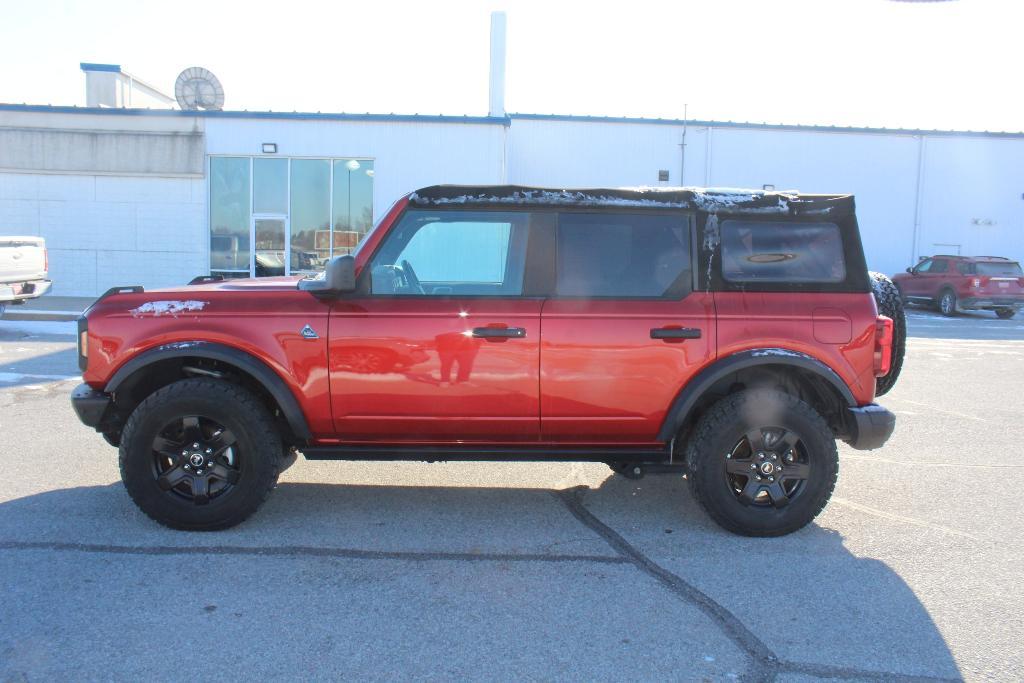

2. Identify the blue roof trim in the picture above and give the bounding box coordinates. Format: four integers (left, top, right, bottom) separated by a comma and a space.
508, 113, 1024, 139
0, 103, 510, 125
1, 103, 1020, 138
79, 63, 121, 73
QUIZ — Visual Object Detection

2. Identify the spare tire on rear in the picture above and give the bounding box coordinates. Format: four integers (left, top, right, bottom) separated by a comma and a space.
869, 271, 906, 396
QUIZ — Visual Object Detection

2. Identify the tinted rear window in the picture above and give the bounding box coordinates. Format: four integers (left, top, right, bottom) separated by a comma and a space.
555, 213, 691, 298
721, 220, 845, 283
976, 261, 1023, 276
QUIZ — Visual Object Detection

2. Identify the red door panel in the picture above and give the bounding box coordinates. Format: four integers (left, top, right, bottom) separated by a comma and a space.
329, 298, 541, 442
540, 294, 716, 444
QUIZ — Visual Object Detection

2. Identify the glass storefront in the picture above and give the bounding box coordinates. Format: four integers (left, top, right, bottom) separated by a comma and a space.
209, 156, 374, 278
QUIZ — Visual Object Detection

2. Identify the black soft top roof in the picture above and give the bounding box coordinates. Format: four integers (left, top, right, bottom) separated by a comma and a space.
409, 185, 855, 217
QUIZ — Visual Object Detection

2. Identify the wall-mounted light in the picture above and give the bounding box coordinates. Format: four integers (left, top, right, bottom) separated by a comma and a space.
261, 143, 277, 154
763, 184, 775, 191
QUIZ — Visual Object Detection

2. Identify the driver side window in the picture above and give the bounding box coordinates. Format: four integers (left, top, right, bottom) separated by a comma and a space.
369, 210, 530, 296
914, 259, 933, 274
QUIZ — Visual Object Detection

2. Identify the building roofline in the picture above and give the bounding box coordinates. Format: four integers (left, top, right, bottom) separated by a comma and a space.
79, 63, 122, 73
1, 103, 1022, 139
508, 113, 1024, 139
0, 104, 511, 126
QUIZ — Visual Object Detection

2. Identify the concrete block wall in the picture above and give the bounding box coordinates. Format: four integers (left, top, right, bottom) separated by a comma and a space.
0, 172, 207, 296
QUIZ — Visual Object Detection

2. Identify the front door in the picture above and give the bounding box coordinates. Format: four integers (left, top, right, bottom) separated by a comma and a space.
328, 209, 543, 442
253, 216, 288, 277
540, 211, 715, 444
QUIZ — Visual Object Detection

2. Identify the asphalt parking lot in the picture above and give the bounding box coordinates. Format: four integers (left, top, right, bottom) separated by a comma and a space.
1, 307, 1022, 682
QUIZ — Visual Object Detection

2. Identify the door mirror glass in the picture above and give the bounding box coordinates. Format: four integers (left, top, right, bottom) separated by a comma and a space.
298, 254, 356, 295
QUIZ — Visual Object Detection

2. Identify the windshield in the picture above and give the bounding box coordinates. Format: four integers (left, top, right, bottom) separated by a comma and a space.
976, 262, 1023, 276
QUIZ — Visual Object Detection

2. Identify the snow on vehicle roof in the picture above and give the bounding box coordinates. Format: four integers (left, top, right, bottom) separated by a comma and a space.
409, 185, 854, 216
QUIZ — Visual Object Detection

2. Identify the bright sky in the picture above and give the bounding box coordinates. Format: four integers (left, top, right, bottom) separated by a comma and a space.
1, 0, 1021, 131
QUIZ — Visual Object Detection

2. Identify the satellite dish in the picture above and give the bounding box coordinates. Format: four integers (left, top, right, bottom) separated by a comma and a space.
174, 67, 225, 111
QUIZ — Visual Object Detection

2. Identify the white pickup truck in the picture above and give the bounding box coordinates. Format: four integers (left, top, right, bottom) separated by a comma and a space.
0, 236, 51, 317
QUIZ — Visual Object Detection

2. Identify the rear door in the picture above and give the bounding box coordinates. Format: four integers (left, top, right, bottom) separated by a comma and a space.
539, 211, 715, 444
329, 209, 544, 442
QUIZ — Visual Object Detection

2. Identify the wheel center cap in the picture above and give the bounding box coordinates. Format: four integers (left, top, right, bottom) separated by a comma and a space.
189, 453, 205, 468
759, 461, 775, 476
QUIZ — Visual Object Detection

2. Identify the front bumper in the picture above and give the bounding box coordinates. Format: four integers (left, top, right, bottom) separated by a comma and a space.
71, 383, 112, 429
0, 279, 52, 302
844, 404, 896, 451
960, 297, 1023, 310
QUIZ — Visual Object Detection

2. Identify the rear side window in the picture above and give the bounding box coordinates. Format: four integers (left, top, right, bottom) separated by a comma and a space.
555, 213, 691, 298
976, 261, 1023, 276
929, 259, 949, 273
721, 220, 845, 283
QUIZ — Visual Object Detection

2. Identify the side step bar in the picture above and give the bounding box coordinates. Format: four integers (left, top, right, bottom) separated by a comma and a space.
301, 445, 670, 463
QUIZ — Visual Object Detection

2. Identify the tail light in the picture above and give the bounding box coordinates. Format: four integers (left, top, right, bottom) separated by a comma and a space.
971, 277, 981, 288
874, 315, 894, 377
43, 247, 49, 274
77, 317, 88, 372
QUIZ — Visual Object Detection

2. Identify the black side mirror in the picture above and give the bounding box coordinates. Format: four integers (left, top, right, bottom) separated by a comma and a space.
906, 267, 914, 274
298, 255, 356, 296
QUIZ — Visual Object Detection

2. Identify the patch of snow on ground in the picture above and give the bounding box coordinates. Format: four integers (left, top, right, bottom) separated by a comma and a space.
0, 319, 77, 337
130, 300, 208, 318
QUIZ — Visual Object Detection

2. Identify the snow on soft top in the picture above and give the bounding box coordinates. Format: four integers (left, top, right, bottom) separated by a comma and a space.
130, 300, 208, 318
408, 186, 813, 214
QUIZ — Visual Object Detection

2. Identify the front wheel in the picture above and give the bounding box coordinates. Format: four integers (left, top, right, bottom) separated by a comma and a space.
686, 389, 838, 537
939, 289, 957, 316
995, 308, 1016, 320
119, 378, 283, 530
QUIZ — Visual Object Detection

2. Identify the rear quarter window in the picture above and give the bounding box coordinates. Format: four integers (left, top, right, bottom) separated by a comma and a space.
720, 220, 845, 283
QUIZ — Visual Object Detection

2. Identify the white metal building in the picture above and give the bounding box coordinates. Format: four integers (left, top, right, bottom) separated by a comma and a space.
1, 60, 1022, 297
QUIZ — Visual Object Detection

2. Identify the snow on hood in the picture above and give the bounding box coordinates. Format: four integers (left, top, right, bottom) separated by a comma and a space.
130, 300, 208, 318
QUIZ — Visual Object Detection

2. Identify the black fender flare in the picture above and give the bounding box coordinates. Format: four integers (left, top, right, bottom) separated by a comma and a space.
105, 341, 312, 441
657, 348, 856, 441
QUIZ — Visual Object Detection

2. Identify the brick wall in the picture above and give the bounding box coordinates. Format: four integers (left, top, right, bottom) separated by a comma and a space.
0, 172, 206, 296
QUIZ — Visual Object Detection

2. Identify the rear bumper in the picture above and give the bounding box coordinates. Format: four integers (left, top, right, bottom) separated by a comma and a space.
71, 383, 112, 429
844, 404, 896, 451
0, 279, 51, 302
960, 297, 1023, 310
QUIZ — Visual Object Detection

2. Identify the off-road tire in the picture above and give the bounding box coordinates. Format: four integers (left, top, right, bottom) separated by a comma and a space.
995, 308, 1016, 320
686, 389, 838, 537
119, 378, 281, 530
939, 288, 957, 317
869, 271, 906, 396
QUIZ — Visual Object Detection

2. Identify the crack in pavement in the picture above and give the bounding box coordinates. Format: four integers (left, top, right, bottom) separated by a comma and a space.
0, 540, 629, 565
553, 486, 961, 683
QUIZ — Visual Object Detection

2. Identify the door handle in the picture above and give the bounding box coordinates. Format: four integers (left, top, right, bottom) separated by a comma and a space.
472, 326, 527, 339
651, 327, 702, 340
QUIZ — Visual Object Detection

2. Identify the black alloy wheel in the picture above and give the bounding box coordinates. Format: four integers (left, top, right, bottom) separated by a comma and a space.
151, 415, 241, 505
724, 427, 811, 509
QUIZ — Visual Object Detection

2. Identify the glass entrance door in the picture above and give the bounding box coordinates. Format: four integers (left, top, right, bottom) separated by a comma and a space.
253, 217, 287, 277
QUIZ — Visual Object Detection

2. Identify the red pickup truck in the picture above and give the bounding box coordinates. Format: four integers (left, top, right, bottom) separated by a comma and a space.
892, 254, 1023, 318
71, 185, 899, 536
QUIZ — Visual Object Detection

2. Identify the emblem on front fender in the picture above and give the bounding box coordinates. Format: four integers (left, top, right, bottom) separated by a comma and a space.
300, 325, 319, 339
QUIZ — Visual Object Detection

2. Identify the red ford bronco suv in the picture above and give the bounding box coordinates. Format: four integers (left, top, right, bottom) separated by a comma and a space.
892, 254, 1023, 318
71, 185, 901, 536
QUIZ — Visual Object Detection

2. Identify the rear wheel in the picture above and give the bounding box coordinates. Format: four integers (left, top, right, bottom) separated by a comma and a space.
870, 271, 906, 396
995, 308, 1016, 320
939, 289, 957, 316
119, 378, 282, 530
686, 389, 838, 537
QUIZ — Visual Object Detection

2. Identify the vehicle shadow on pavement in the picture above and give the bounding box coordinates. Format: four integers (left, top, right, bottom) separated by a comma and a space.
0, 347, 79, 388
0, 472, 961, 680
